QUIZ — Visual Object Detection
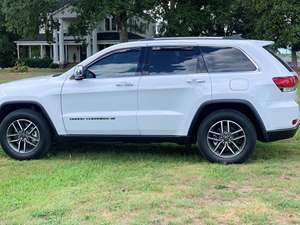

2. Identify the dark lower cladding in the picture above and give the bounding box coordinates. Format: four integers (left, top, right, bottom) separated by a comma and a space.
263, 125, 299, 142
55, 126, 299, 144
56, 135, 190, 144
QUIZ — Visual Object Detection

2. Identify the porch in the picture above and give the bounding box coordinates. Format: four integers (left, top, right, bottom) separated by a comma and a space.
15, 32, 144, 65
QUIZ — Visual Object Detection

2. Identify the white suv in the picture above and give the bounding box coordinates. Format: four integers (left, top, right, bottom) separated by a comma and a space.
0, 37, 299, 163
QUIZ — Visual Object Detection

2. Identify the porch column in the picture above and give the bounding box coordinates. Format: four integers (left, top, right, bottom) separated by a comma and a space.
53, 30, 59, 63
29, 46, 32, 58
86, 34, 92, 58
40, 45, 44, 58
65, 45, 68, 63
59, 18, 65, 65
17, 44, 20, 60
92, 29, 98, 54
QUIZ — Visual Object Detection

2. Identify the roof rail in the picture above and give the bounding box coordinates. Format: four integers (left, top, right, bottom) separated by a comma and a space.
139, 34, 245, 41
223, 34, 244, 40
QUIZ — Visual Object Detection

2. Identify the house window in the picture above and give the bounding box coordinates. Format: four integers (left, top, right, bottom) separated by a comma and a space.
105, 16, 117, 31
105, 17, 110, 31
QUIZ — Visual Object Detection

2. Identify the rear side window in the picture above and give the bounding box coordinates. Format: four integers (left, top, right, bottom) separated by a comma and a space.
201, 47, 257, 73
264, 47, 294, 72
147, 46, 206, 75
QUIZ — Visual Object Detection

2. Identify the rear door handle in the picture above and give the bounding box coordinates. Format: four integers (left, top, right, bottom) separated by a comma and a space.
116, 82, 134, 87
186, 79, 206, 84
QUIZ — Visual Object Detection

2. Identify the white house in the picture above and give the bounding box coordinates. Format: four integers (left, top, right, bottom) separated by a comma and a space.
15, 2, 156, 65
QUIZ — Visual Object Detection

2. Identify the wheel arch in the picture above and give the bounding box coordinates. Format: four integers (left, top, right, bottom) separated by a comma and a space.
0, 101, 58, 137
188, 100, 267, 143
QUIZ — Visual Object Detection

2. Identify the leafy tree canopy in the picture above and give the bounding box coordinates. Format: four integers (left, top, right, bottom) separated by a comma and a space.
0, 5, 18, 67
157, 0, 256, 37
1, 0, 59, 41
254, 0, 300, 65
1, 0, 300, 64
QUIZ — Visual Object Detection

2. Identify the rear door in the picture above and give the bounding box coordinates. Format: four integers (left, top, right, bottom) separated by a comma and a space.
137, 46, 212, 136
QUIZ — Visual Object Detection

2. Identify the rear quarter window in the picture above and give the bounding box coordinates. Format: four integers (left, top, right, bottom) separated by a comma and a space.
201, 47, 257, 73
264, 47, 294, 72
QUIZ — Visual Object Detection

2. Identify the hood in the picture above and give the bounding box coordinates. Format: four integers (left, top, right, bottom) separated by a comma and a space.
0, 74, 66, 98
0, 75, 55, 88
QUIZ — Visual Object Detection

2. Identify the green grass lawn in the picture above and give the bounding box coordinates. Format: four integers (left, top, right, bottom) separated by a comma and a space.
0, 68, 65, 83
0, 68, 300, 225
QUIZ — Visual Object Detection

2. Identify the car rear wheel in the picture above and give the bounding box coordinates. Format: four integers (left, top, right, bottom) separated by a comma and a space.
197, 109, 256, 164
0, 109, 51, 160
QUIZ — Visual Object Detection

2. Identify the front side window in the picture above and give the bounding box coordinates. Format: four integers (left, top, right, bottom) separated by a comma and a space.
86, 48, 141, 78
147, 47, 206, 75
201, 47, 257, 73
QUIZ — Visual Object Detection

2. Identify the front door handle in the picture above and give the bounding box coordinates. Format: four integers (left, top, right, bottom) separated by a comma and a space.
116, 82, 134, 87
186, 79, 206, 84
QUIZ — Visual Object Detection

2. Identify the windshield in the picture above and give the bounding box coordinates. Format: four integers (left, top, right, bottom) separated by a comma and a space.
264, 46, 294, 72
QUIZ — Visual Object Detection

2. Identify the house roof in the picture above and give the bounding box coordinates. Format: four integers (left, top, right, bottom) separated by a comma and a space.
16, 32, 144, 43
50, 0, 75, 17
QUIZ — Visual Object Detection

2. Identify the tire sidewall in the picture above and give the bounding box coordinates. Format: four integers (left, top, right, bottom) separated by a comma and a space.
197, 110, 256, 164
0, 109, 51, 160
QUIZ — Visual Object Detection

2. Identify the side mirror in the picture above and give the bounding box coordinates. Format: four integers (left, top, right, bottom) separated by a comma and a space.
74, 65, 84, 80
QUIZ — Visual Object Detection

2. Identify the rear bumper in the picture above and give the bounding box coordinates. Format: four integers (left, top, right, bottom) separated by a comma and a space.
263, 125, 299, 142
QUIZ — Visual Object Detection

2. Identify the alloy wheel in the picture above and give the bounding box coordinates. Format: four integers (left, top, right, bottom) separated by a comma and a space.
207, 120, 246, 158
6, 119, 40, 153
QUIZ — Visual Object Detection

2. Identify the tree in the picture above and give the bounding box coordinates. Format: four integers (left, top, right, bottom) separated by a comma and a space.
72, 0, 157, 42
0, 4, 18, 67
1, 0, 59, 41
157, 0, 256, 37
157, 0, 209, 36
254, 0, 300, 66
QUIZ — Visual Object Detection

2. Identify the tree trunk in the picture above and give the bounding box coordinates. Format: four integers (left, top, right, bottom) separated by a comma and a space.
291, 46, 298, 68
116, 13, 128, 43
168, 0, 176, 36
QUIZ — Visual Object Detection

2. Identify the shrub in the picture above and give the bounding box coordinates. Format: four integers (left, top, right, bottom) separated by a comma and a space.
10, 63, 29, 73
49, 63, 59, 69
21, 58, 53, 68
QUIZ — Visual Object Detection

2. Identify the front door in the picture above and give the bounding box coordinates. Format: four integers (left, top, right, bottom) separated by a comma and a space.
61, 48, 142, 135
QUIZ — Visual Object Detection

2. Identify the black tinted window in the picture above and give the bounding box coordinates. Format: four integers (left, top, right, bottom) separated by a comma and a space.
87, 48, 141, 78
201, 47, 257, 73
147, 47, 206, 75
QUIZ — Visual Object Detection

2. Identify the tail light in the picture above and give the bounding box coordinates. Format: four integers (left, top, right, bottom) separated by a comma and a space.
272, 76, 298, 92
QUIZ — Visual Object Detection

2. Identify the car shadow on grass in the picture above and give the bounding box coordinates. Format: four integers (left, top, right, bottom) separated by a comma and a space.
49, 142, 202, 162
47, 140, 300, 163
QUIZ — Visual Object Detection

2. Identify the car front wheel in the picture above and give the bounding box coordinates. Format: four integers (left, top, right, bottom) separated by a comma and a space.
0, 109, 51, 160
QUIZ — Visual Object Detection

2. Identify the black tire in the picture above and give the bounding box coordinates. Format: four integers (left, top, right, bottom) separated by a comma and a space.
197, 109, 256, 164
0, 109, 51, 160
